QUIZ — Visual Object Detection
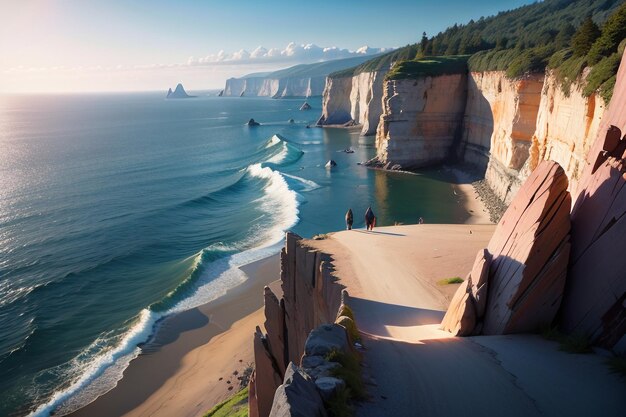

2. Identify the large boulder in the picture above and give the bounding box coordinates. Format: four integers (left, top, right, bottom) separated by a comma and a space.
303, 324, 350, 357
269, 363, 327, 417
440, 248, 491, 335
440, 279, 477, 336
482, 161, 571, 334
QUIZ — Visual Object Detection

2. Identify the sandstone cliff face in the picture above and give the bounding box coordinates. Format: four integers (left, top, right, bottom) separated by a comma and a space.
459, 72, 544, 203
317, 71, 386, 135
223, 76, 326, 98
561, 52, 626, 354
250, 233, 347, 417
523, 71, 606, 196
375, 75, 467, 169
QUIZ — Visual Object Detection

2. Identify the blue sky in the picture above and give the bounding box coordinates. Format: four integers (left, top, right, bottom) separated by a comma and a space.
0, 0, 537, 92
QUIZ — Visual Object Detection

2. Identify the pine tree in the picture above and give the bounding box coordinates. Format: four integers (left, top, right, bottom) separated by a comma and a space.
587, 3, 626, 65
571, 16, 601, 57
420, 32, 428, 54
555, 23, 576, 50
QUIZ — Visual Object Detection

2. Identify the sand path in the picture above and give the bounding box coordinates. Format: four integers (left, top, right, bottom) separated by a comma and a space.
313, 225, 626, 417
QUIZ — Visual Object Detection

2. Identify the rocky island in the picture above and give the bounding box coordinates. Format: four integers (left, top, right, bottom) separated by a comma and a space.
166, 83, 194, 99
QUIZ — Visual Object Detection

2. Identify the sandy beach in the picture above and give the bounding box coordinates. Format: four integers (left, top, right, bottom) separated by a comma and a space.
67, 175, 491, 417
69, 254, 280, 417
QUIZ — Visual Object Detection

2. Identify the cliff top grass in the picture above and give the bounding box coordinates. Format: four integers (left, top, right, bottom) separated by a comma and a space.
329, 45, 419, 78
203, 386, 248, 417
385, 55, 470, 80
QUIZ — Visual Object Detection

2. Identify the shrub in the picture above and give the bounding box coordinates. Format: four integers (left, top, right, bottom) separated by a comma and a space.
437, 277, 464, 285
326, 349, 366, 400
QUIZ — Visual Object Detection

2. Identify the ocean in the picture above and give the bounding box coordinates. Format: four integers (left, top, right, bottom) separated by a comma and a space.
0, 92, 469, 416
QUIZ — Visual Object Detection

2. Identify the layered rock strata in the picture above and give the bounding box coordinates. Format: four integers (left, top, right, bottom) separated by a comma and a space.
561, 52, 626, 353
223, 76, 326, 98
442, 161, 572, 335
375, 74, 467, 169
317, 71, 386, 136
249, 233, 347, 417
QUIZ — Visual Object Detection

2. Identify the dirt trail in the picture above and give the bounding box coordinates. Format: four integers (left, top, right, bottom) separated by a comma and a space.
312, 225, 626, 417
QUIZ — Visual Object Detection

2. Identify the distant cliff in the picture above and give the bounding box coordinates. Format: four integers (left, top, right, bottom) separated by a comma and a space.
222, 55, 380, 98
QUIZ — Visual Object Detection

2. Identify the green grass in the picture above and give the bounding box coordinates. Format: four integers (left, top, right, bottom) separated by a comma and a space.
607, 356, 626, 379
541, 326, 593, 354
325, 349, 366, 400
203, 386, 248, 417
386, 55, 470, 80
437, 277, 464, 285
325, 386, 353, 417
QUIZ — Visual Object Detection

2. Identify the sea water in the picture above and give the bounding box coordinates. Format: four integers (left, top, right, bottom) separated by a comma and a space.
0, 92, 468, 416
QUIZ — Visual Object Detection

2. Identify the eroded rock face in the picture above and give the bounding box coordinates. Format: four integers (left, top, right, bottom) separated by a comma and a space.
442, 162, 572, 336
317, 71, 386, 136
561, 52, 626, 353
253, 327, 284, 417
269, 363, 327, 417
440, 279, 477, 336
441, 249, 491, 336
376, 75, 467, 169
251, 233, 347, 417
523, 70, 605, 196
483, 161, 571, 334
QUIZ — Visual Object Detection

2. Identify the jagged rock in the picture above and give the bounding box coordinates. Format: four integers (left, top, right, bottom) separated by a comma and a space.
254, 327, 283, 417
304, 324, 350, 357
482, 161, 571, 334
562, 52, 626, 353
269, 363, 327, 417
300, 102, 312, 110
325, 160, 337, 169
440, 279, 476, 336
441, 248, 492, 335
249, 370, 260, 417
301, 359, 340, 380
315, 377, 345, 401
264, 286, 287, 375
217, 89, 223, 97
247, 118, 261, 126
166, 83, 193, 99
469, 248, 491, 319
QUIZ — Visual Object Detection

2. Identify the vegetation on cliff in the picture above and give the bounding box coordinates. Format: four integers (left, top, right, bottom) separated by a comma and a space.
332, 0, 624, 100
385, 55, 469, 80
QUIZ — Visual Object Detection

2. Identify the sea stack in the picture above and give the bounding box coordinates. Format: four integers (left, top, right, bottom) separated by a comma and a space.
166, 83, 194, 99
300, 102, 312, 110
247, 118, 260, 126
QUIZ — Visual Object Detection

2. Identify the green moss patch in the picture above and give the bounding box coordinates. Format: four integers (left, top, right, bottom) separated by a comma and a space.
203, 386, 248, 417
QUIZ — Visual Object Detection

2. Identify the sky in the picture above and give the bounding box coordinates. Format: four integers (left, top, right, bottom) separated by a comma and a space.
0, 0, 538, 93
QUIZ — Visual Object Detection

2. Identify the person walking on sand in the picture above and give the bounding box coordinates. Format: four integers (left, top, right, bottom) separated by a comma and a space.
365, 206, 376, 231
345, 208, 354, 230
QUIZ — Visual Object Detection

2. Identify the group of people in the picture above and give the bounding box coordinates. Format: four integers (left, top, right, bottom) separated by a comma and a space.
344, 208, 424, 230
344, 207, 376, 231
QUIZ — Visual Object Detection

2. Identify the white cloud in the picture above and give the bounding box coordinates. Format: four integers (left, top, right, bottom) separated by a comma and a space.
187, 42, 389, 66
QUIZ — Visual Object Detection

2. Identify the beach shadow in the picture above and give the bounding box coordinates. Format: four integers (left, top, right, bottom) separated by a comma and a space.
140, 308, 209, 353
347, 297, 444, 338
352, 230, 406, 237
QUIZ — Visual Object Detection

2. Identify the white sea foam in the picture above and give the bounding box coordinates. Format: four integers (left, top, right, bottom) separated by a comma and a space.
32, 161, 301, 417
282, 173, 321, 192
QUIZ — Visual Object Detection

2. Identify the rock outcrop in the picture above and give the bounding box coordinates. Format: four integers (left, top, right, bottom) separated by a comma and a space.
249, 233, 347, 417
561, 52, 626, 353
269, 363, 327, 417
166, 83, 194, 99
523, 71, 605, 196
460, 72, 545, 203
317, 71, 386, 136
300, 102, 312, 111
375, 74, 467, 169
442, 161, 572, 335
